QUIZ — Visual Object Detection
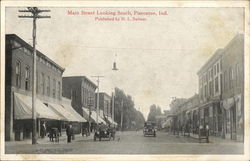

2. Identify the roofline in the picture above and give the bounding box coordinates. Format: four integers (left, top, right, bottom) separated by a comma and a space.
197, 49, 223, 75
197, 34, 244, 76
97, 92, 111, 98
6, 34, 65, 72
62, 76, 97, 89
223, 34, 244, 53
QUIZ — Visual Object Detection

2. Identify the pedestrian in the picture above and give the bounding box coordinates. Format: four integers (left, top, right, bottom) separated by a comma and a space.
66, 124, 73, 143
41, 122, 46, 138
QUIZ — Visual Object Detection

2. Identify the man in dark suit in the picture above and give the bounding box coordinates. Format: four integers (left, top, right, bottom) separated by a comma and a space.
66, 124, 73, 143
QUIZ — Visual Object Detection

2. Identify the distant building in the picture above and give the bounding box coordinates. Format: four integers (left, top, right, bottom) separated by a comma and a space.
5, 34, 84, 141
62, 76, 97, 115
95, 92, 111, 117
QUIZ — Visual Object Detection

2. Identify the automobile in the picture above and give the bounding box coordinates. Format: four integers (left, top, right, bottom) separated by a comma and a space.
143, 121, 156, 137
94, 124, 115, 141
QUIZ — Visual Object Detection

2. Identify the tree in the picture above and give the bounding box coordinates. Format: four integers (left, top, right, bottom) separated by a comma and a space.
114, 88, 145, 130
147, 104, 162, 122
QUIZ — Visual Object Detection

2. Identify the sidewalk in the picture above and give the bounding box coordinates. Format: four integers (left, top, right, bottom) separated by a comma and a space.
5, 133, 94, 146
188, 133, 242, 144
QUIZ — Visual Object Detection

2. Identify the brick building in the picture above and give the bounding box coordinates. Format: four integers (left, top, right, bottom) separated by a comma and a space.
169, 34, 244, 141
221, 34, 244, 141
62, 76, 97, 114
95, 92, 111, 117
197, 34, 244, 141
62, 76, 106, 132
5, 34, 85, 141
197, 49, 224, 136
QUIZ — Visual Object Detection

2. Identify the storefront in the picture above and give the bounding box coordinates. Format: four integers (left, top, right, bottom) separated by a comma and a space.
222, 94, 243, 141
197, 100, 222, 136
13, 92, 65, 140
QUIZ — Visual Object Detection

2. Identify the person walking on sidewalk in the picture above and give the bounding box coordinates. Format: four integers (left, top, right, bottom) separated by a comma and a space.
66, 124, 73, 143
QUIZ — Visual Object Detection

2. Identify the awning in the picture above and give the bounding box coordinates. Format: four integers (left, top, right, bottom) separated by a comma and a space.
162, 119, 171, 128
223, 97, 235, 110
108, 117, 118, 126
82, 107, 106, 124
62, 104, 86, 122
49, 103, 86, 122
14, 92, 63, 120
82, 107, 95, 122
91, 110, 106, 124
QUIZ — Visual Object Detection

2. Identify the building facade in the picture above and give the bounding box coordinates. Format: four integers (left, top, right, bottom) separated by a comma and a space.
62, 76, 97, 132
221, 34, 244, 141
169, 34, 244, 141
5, 34, 65, 141
62, 76, 97, 113
95, 92, 112, 118
197, 49, 224, 136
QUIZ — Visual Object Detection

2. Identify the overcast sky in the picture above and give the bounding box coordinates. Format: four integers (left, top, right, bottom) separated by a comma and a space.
5, 7, 244, 118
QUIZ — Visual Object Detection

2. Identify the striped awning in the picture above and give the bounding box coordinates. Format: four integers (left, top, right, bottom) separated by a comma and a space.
49, 103, 86, 122
14, 92, 64, 120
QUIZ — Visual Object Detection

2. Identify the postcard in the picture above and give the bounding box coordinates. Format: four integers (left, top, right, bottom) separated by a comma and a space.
0, 1, 249, 161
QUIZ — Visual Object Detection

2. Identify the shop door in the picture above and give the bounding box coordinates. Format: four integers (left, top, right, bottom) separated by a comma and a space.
230, 106, 237, 140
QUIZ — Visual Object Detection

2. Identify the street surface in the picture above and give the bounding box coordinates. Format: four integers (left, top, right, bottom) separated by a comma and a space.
5, 131, 243, 154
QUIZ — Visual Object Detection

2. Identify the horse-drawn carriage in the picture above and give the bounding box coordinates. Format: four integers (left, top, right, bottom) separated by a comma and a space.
48, 127, 60, 142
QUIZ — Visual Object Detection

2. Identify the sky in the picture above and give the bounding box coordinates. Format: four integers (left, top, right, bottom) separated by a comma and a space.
5, 7, 244, 118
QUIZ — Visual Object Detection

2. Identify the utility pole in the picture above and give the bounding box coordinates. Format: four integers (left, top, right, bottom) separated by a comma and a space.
91, 76, 104, 124
112, 92, 115, 124
18, 7, 50, 145
112, 54, 118, 126
121, 99, 123, 131
88, 96, 93, 135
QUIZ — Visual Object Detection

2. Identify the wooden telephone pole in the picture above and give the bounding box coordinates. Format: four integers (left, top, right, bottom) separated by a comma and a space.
18, 7, 50, 144
91, 76, 104, 124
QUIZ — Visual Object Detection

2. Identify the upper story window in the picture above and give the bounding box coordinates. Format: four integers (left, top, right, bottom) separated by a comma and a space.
229, 67, 234, 89
41, 73, 45, 94
58, 81, 61, 100
215, 76, 219, 92
72, 90, 77, 102
217, 63, 219, 73
53, 79, 56, 98
236, 64, 240, 87
47, 76, 50, 96
25, 66, 30, 90
214, 65, 216, 76
223, 71, 227, 92
15, 61, 21, 88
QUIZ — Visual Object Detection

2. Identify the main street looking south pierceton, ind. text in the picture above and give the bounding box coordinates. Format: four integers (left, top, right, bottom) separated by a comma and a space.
67, 9, 168, 21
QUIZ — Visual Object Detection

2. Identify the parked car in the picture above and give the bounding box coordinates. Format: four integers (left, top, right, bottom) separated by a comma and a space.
143, 121, 156, 137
